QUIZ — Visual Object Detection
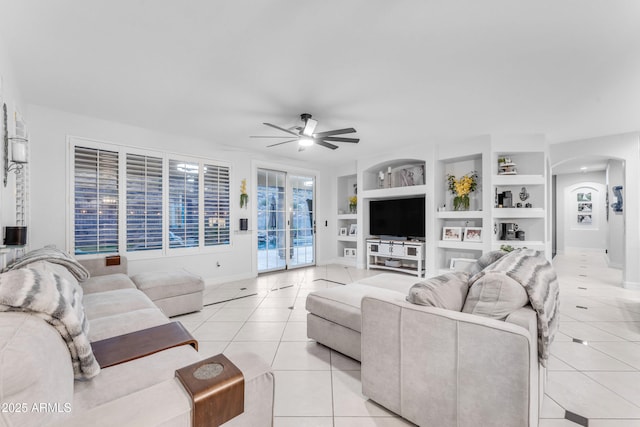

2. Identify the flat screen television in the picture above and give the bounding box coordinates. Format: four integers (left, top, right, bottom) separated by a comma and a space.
369, 197, 425, 239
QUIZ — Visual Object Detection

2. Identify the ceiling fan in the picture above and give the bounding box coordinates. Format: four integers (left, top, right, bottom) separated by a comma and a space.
251, 113, 359, 151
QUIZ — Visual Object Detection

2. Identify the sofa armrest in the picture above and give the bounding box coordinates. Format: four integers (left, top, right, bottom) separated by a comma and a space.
361, 295, 537, 427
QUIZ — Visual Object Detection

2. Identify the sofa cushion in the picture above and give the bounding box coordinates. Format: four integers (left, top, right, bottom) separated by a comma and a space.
467, 250, 508, 276
88, 308, 170, 341
80, 273, 136, 294
406, 271, 470, 310
306, 284, 406, 332
131, 270, 204, 301
83, 288, 157, 320
462, 271, 529, 320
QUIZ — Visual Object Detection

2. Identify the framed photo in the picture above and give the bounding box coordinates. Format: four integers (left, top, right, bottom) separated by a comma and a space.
577, 192, 591, 202
349, 224, 358, 236
463, 227, 482, 242
344, 248, 357, 258
339, 227, 347, 236
450, 258, 477, 272
442, 226, 462, 241
578, 202, 592, 212
578, 214, 592, 224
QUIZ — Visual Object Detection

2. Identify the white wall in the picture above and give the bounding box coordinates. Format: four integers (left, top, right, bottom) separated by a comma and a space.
0, 35, 26, 234
555, 171, 606, 253
26, 104, 333, 282
551, 133, 640, 288
606, 159, 625, 268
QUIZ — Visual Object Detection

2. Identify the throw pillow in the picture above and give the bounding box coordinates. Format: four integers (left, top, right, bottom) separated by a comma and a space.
467, 250, 508, 276
462, 271, 529, 320
406, 271, 470, 311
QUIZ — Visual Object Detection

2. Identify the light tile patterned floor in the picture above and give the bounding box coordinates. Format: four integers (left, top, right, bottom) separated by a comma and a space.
174, 252, 640, 426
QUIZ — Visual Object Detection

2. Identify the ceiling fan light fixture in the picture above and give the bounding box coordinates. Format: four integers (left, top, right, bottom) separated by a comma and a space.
299, 137, 314, 147
301, 118, 318, 137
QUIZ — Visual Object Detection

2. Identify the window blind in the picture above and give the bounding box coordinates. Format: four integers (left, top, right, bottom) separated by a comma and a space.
74, 147, 119, 255
126, 153, 163, 251
168, 160, 199, 248
204, 164, 230, 246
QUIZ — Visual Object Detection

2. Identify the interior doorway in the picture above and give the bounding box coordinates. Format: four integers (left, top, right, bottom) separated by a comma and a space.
256, 168, 315, 273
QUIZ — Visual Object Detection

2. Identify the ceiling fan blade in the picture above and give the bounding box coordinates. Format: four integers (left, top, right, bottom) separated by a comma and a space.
313, 128, 357, 138
316, 140, 339, 150
322, 136, 360, 143
267, 139, 297, 147
250, 135, 296, 138
263, 123, 300, 136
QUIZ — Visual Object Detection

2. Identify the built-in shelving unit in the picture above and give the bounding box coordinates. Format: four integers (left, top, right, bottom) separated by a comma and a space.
331, 135, 550, 277
491, 140, 549, 254
434, 142, 490, 273
335, 174, 358, 266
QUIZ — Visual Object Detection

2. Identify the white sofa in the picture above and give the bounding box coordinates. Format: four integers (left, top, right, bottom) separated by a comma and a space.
0, 253, 274, 427
306, 249, 558, 427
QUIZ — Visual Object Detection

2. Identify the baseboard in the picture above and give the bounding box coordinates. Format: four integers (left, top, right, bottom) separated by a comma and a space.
623, 281, 640, 290
204, 271, 256, 286
564, 246, 605, 253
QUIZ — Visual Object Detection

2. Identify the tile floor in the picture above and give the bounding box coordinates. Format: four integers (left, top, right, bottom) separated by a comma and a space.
174, 251, 640, 426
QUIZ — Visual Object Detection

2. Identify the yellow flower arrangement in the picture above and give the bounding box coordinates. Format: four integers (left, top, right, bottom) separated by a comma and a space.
446, 171, 478, 210
348, 195, 357, 213
240, 179, 248, 208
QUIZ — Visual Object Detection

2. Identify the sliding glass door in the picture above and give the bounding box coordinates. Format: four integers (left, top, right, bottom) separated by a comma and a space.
256, 169, 315, 273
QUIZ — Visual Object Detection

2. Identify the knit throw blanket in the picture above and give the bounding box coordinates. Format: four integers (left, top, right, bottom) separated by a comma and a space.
0, 268, 100, 379
471, 249, 560, 366
3, 247, 90, 281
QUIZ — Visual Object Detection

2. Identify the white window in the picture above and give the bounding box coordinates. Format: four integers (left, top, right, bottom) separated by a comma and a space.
73, 146, 119, 254
71, 139, 231, 256
169, 159, 200, 249
126, 153, 163, 252
204, 163, 230, 246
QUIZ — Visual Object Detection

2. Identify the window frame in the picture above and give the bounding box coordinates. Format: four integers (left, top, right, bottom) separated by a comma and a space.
67, 136, 233, 259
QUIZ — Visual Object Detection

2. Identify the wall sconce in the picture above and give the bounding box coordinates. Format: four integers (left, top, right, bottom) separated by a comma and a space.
4, 136, 28, 187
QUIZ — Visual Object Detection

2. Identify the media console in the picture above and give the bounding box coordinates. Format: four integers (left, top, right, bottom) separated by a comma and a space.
366, 238, 425, 278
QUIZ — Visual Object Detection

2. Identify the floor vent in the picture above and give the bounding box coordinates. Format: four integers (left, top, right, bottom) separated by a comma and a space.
565, 410, 589, 426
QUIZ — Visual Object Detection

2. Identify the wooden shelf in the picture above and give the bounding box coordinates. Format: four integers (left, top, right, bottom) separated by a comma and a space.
493, 174, 545, 186
337, 214, 357, 220
437, 241, 484, 251
492, 208, 545, 218
436, 210, 484, 219
361, 184, 427, 200
337, 236, 357, 242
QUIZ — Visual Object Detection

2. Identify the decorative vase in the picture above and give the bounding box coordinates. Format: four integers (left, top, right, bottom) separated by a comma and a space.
239, 218, 248, 231
453, 195, 470, 211
349, 204, 357, 214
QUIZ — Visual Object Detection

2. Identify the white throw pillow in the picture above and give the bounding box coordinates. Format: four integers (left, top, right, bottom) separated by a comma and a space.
462, 271, 529, 320
406, 271, 470, 311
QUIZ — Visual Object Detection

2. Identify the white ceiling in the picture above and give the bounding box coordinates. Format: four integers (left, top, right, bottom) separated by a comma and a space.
1, 1, 639, 166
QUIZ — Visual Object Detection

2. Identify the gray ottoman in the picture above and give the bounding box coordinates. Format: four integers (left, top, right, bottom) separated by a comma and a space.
131, 270, 204, 317
306, 273, 418, 361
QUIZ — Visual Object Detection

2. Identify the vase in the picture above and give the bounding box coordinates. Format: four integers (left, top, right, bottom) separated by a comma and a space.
453, 195, 470, 211
349, 204, 357, 214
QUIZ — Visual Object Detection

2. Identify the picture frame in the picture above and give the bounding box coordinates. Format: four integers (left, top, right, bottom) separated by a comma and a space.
349, 224, 358, 236
463, 227, 482, 242
442, 226, 462, 241
450, 258, 477, 272
344, 248, 357, 258
339, 227, 347, 236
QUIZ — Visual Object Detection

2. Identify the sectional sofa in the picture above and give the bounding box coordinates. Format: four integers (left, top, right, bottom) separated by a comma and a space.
0, 248, 274, 427
307, 249, 559, 427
